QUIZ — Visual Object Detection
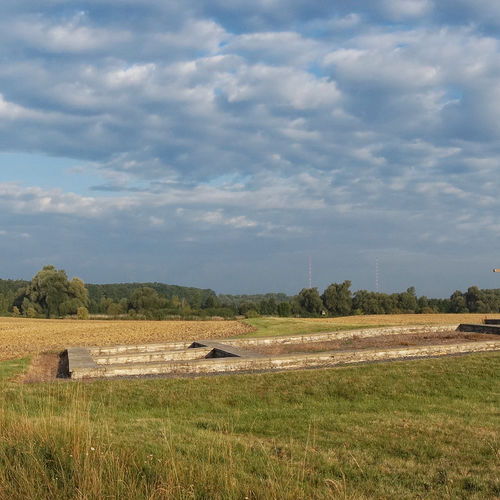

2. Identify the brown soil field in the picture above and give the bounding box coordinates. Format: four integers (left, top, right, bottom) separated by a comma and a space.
250, 331, 497, 355
0, 317, 254, 361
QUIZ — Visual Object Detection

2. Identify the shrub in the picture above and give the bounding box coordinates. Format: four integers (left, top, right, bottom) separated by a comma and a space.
26, 306, 38, 318
77, 306, 89, 320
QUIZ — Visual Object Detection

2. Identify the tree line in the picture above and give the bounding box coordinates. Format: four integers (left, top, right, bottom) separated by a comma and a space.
0, 266, 499, 319
290, 282, 500, 317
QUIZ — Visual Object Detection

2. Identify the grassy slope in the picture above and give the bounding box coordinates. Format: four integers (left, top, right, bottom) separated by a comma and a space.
240, 313, 493, 338
0, 352, 499, 499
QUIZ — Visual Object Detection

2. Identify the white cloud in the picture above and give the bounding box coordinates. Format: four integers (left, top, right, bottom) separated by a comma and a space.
149, 216, 164, 226
0, 1, 499, 294
0, 183, 136, 217
225, 31, 320, 66
193, 210, 257, 229
154, 19, 228, 54
0, 93, 40, 120
381, 0, 433, 20
11, 15, 130, 53
328, 13, 361, 30
104, 64, 156, 89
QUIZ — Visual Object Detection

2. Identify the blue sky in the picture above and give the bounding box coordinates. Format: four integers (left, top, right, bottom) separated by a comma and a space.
0, 0, 499, 297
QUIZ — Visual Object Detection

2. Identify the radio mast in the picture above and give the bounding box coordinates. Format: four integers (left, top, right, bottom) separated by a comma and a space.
308, 255, 312, 289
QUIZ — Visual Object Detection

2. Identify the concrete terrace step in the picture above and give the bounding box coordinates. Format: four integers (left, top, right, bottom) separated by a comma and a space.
457, 323, 500, 335
93, 340, 500, 378
67, 326, 500, 380
67, 338, 500, 379
192, 340, 263, 359
94, 347, 214, 365
484, 319, 500, 325
90, 341, 195, 356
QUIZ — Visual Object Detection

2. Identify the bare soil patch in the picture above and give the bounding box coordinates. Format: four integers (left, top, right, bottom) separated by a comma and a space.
17, 353, 61, 383
248, 331, 496, 355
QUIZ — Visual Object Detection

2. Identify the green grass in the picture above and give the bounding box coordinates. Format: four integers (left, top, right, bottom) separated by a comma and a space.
239, 314, 482, 339
0, 357, 30, 380
0, 353, 498, 499
239, 317, 375, 337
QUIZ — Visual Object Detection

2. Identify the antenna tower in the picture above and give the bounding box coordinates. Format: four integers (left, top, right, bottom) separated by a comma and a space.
376, 257, 379, 293
308, 255, 312, 289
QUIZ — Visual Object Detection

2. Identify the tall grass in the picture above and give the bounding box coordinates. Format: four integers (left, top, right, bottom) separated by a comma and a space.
0, 353, 499, 499
0, 384, 328, 499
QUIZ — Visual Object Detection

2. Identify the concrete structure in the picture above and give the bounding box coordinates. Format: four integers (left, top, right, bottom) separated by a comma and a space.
457, 323, 500, 335
67, 325, 500, 380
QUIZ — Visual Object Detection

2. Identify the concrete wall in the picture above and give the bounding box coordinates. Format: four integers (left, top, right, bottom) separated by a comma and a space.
457, 324, 500, 335
69, 337, 500, 379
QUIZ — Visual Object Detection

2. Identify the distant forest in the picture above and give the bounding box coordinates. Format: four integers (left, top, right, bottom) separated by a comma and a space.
1, 267, 499, 320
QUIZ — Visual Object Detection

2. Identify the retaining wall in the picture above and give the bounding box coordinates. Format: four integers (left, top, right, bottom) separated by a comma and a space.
457, 324, 500, 335
96, 340, 500, 378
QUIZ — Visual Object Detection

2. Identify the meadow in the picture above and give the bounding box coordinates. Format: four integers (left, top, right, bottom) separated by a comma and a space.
0, 314, 498, 499
243, 313, 497, 337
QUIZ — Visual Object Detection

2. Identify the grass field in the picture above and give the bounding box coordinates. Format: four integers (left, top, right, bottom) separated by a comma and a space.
0, 314, 498, 499
242, 313, 496, 338
0, 352, 498, 499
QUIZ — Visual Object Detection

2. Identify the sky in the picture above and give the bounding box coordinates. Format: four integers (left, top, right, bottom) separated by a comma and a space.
0, 0, 499, 297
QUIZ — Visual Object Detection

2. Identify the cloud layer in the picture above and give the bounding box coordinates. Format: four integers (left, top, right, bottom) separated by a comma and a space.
0, 1, 499, 295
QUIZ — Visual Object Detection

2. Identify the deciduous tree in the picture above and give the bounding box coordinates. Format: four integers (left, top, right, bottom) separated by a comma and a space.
25, 266, 88, 318
322, 281, 352, 316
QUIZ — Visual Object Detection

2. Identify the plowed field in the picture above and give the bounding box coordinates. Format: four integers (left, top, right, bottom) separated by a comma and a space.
0, 318, 254, 360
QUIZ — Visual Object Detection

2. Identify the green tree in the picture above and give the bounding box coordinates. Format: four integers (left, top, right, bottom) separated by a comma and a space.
130, 287, 168, 314
25, 266, 88, 318
26, 306, 38, 318
202, 294, 218, 309
277, 302, 291, 317
99, 297, 114, 314
322, 281, 352, 316
352, 290, 383, 315
22, 297, 35, 316
258, 297, 278, 315
107, 302, 122, 317
294, 288, 323, 316
77, 306, 89, 320
118, 298, 129, 314
449, 290, 468, 313
398, 287, 418, 313
465, 286, 489, 313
